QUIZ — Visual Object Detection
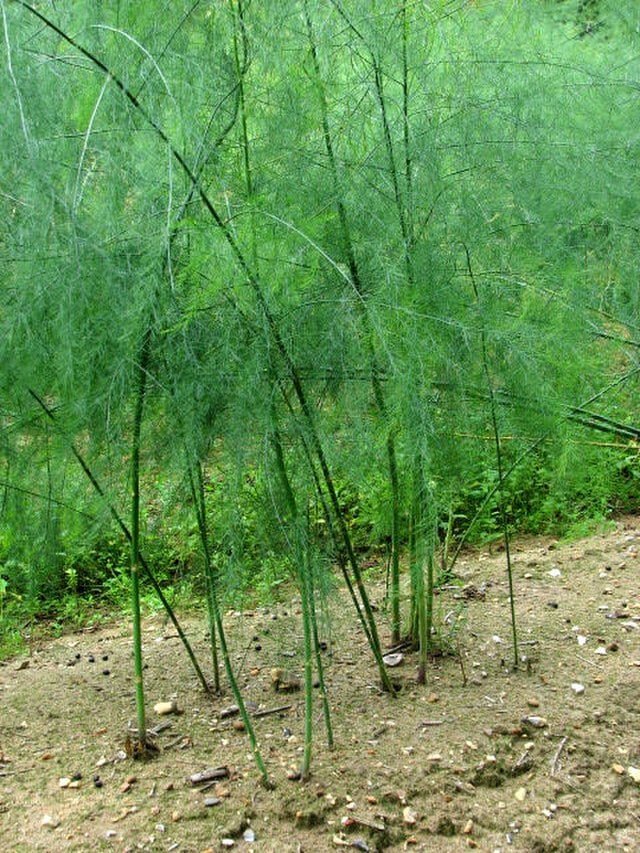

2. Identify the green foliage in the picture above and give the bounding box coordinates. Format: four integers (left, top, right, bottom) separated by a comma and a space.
0, 0, 639, 657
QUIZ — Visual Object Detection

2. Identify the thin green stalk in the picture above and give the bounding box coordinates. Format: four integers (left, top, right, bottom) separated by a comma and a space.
28, 388, 211, 693
273, 391, 393, 693
271, 423, 333, 754
411, 462, 429, 683
425, 548, 434, 659
308, 563, 333, 748
269, 419, 316, 776
299, 548, 314, 781
465, 246, 518, 669
189, 459, 270, 785
187, 459, 221, 693
408, 497, 419, 643
230, 0, 252, 197
130, 331, 150, 751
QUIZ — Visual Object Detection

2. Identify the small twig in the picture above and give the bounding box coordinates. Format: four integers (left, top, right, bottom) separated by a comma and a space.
189, 766, 229, 785
551, 736, 568, 776
457, 639, 467, 687
220, 705, 241, 720
148, 722, 173, 737
342, 815, 386, 833
418, 719, 444, 727
576, 653, 605, 670
384, 639, 413, 655
252, 704, 292, 719
513, 749, 532, 772
372, 725, 389, 739
164, 735, 188, 750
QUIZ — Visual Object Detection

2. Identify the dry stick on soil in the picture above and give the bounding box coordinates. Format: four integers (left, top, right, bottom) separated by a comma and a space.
551, 736, 568, 776
14, 0, 394, 696
252, 704, 293, 719
27, 389, 210, 695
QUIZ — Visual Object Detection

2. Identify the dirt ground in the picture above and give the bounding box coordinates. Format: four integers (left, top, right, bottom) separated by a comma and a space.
1, 517, 640, 852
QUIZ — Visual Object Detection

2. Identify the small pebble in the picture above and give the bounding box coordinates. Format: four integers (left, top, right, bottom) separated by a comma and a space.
628, 766, 640, 783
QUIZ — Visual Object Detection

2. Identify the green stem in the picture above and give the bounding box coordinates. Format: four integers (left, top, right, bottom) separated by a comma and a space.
299, 549, 314, 781
189, 459, 270, 785
130, 331, 151, 750
308, 565, 333, 748
304, 2, 402, 654
465, 246, 518, 669
187, 459, 221, 693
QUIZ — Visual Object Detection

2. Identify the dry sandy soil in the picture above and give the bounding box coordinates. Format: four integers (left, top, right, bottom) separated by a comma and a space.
1, 518, 640, 852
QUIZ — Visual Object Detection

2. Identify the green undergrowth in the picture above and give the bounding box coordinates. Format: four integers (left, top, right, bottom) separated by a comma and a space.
1, 445, 637, 661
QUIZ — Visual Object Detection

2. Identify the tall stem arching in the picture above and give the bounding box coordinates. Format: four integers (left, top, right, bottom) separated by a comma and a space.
303, 0, 403, 645
16, 1, 393, 695
465, 246, 518, 669
27, 389, 210, 693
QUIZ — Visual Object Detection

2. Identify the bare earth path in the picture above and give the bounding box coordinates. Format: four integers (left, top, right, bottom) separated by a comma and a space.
1, 517, 640, 852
